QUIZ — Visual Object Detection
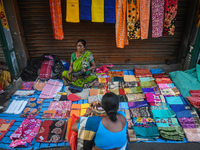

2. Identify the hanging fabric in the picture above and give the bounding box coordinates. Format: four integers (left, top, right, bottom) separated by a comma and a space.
116, 0, 129, 48
104, 0, 115, 23
197, 0, 200, 28
152, 0, 165, 38
49, 0, 64, 40
91, 0, 104, 22
80, 0, 92, 20
163, 0, 179, 35
140, 0, 150, 40
66, 0, 80, 22
127, 0, 140, 39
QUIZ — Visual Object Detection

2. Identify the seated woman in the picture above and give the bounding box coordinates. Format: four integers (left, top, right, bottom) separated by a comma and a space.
62, 39, 97, 87
72, 92, 128, 150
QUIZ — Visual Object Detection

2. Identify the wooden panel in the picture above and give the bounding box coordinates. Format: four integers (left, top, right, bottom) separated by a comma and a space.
17, 0, 190, 65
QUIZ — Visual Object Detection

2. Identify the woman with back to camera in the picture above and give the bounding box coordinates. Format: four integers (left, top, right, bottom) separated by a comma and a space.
62, 39, 97, 87
71, 92, 128, 150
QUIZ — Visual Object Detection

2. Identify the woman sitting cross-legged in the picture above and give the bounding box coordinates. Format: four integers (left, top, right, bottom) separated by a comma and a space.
62, 39, 97, 87
71, 92, 128, 150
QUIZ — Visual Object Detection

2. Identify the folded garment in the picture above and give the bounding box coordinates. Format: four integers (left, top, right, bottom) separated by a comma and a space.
150, 68, 165, 74
130, 86, 143, 94
145, 93, 161, 103
157, 83, 175, 89
139, 77, 155, 82
155, 118, 180, 127
88, 95, 103, 103
108, 81, 119, 89
178, 117, 200, 128
187, 96, 200, 109
184, 128, 200, 142
133, 117, 156, 127
134, 68, 152, 78
123, 75, 137, 82
190, 90, 200, 97
119, 88, 126, 95
153, 73, 170, 78
142, 87, 160, 94
69, 85, 83, 93
151, 110, 176, 118
128, 101, 148, 109
111, 77, 124, 82
133, 126, 159, 140
155, 78, 173, 84
119, 102, 129, 109
176, 110, 198, 118
140, 81, 157, 88
126, 94, 145, 102
170, 104, 191, 113
165, 96, 185, 105
118, 95, 128, 102
158, 126, 185, 141
20, 82, 35, 90
150, 103, 171, 110
124, 81, 138, 88
108, 71, 124, 77
130, 106, 152, 118
127, 129, 137, 142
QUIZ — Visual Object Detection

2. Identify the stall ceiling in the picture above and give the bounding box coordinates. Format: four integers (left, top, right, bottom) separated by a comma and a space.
17, 0, 189, 65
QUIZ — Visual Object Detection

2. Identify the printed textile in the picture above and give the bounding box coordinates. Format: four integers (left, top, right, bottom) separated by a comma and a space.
0, 119, 15, 141
130, 106, 152, 118
33, 79, 47, 91
116, 0, 129, 48
126, 93, 145, 102
151, 0, 165, 38
133, 117, 156, 127
151, 110, 176, 118
123, 75, 137, 82
133, 126, 159, 139
178, 117, 200, 128
128, 101, 148, 109
134, 68, 152, 78
49, 0, 64, 40
127, 0, 140, 39
184, 128, 200, 142
39, 79, 63, 99
145, 93, 161, 103
20, 82, 34, 90
39, 60, 54, 79
66, 0, 80, 23
48, 101, 72, 111
158, 126, 185, 141
163, 0, 179, 35
9, 115, 41, 148
20, 98, 44, 117
155, 118, 180, 127
36, 120, 67, 143
190, 90, 200, 97
140, 0, 151, 39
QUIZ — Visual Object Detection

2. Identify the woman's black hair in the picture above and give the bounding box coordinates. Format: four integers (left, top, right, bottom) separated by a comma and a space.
76, 39, 86, 47
102, 92, 119, 122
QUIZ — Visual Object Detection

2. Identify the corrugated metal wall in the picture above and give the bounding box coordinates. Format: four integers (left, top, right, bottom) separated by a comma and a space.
17, 0, 189, 65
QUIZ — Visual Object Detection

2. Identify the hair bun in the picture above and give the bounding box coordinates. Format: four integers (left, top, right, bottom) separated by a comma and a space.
107, 110, 117, 114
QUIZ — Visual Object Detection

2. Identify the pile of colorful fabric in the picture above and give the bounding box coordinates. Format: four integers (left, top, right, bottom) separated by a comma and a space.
1, 66, 200, 149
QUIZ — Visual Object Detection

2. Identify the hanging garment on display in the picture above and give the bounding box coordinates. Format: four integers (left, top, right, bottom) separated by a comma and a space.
66, 0, 80, 22
139, 0, 150, 39
104, 0, 115, 23
116, 0, 129, 48
127, 0, 140, 39
151, 0, 165, 38
91, 0, 104, 22
80, 0, 92, 20
49, 0, 64, 40
163, 0, 179, 35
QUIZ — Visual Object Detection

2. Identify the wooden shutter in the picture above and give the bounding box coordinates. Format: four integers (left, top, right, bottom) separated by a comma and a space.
17, 0, 190, 65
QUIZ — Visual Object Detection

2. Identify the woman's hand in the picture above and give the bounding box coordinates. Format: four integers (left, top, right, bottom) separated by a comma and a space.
84, 108, 92, 117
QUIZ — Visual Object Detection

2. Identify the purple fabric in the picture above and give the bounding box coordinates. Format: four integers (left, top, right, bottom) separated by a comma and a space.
152, 0, 165, 38
142, 87, 160, 94
178, 117, 197, 128
128, 101, 148, 109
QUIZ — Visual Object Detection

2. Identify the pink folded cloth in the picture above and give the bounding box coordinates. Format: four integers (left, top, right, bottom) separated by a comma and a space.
145, 93, 161, 103
96, 65, 113, 73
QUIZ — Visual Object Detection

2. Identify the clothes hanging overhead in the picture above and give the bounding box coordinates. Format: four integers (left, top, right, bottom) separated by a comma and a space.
116, 0, 129, 48
66, 0, 80, 23
163, 0, 179, 35
49, 0, 64, 40
127, 0, 141, 39
140, 0, 151, 40
79, 0, 92, 20
151, 0, 165, 38
104, 0, 116, 23
91, 0, 104, 22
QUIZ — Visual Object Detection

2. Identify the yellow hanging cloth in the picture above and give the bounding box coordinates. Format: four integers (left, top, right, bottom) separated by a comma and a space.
91, 0, 104, 22
66, 0, 80, 23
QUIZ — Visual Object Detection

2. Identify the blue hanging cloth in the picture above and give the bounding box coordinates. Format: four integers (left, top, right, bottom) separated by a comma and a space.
104, 0, 115, 23
80, 0, 91, 20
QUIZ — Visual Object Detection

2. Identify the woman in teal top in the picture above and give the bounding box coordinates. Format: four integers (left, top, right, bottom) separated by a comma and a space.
62, 39, 97, 87
72, 92, 128, 150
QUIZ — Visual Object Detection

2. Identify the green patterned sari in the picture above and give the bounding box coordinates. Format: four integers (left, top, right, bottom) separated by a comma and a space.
62, 51, 97, 87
